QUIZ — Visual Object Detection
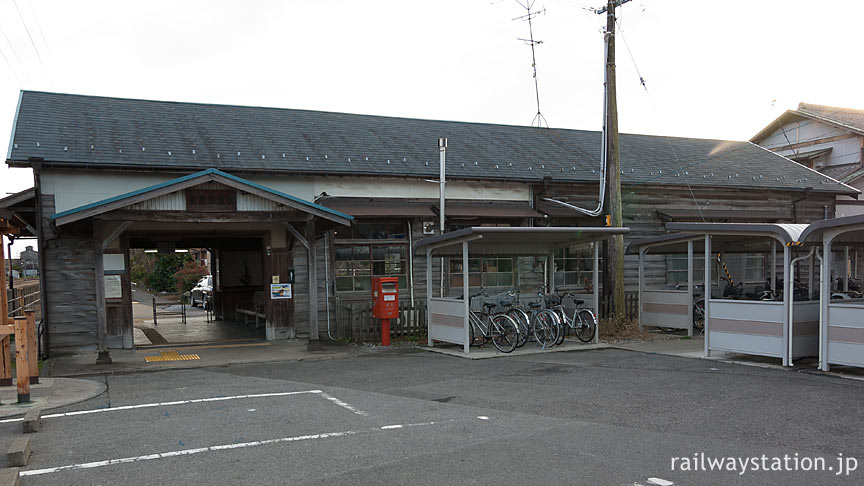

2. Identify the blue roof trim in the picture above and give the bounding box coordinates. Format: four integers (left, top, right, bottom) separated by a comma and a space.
212, 169, 353, 221
50, 168, 353, 222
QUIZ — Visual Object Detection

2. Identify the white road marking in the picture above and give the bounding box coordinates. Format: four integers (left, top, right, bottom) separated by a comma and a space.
0, 390, 323, 424
647, 478, 675, 486
477, 416, 489, 420
318, 391, 369, 416
20, 430, 357, 477
22, 420, 458, 476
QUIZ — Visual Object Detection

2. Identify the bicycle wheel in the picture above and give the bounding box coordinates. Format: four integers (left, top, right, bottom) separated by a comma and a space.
554, 310, 566, 345
490, 314, 519, 353
532, 310, 558, 348
540, 310, 562, 347
508, 308, 530, 348
693, 299, 705, 334
574, 309, 597, 343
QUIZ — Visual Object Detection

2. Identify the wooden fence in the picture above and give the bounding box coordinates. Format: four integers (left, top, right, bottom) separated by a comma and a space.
334, 299, 427, 343
6, 283, 40, 319
599, 291, 639, 320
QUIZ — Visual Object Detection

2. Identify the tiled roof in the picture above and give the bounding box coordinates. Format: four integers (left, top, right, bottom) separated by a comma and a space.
5, 91, 856, 195
797, 103, 864, 135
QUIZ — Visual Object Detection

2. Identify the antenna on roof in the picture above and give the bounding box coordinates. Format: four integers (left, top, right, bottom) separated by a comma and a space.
514, 1, 548, 128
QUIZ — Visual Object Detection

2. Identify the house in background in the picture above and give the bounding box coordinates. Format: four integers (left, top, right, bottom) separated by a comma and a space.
751, 102, 864, 217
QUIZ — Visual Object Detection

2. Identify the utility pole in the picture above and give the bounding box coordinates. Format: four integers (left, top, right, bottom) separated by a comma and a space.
598, 0, 629, 320
438, 138, 447, 297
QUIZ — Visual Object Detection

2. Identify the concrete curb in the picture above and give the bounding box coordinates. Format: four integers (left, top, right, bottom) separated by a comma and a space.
423, 342, 611, 360
0, 468, 19, 486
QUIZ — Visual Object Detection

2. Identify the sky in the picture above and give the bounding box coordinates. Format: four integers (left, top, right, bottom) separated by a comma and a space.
1, 0, 864, 256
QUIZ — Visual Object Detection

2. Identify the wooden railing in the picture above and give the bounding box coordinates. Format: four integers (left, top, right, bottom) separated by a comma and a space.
6, 283, 40, 319
335, 299, 427, 343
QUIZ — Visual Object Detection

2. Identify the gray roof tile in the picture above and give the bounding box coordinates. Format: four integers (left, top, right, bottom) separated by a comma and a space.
5, 91, 856, 195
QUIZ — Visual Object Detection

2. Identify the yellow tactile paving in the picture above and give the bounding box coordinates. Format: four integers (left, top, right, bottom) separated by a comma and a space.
144, 351, 201, 362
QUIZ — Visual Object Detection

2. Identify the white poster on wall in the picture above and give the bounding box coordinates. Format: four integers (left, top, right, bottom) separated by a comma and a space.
104, 275, 122, 299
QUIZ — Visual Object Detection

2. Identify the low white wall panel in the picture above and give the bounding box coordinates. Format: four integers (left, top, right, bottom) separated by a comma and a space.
429, 298, 466, 345
641, 290, 689, 329
827, 341, 864, 368
709, 331, 782, 358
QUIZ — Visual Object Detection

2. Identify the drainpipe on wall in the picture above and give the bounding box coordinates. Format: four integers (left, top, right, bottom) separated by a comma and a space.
324, 231, 333, 341
31, 159, 49, 359
407, 219, 415, 307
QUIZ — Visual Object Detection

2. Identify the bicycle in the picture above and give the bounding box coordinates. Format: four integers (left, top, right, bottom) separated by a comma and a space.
504, 290, 562, 348
547, 291, 596, 344
466, 293, 520, 353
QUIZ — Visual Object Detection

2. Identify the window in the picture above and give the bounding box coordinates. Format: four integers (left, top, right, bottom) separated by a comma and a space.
335, 244, 407, 291
744, 254, 764, 282
450, 257, 515, 288
553, 247, 601, 288
666, 254, 705, 286
334, 221, 408, 292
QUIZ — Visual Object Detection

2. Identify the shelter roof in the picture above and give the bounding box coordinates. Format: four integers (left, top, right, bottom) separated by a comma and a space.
665, 222, 808, 245
413, 226, 628, 256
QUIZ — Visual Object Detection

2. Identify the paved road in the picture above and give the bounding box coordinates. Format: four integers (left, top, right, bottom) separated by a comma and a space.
2, 348, 862, 485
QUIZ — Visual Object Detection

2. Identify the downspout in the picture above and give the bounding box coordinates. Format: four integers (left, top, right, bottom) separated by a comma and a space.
324, 231, 333, 340
32, 161, 49, 358
788, 247, 815, 366
407, 219, 415, 307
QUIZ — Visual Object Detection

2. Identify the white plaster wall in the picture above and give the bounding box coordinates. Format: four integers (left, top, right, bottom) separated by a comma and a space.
42, 168, 529, 215
313, 176, 530, 201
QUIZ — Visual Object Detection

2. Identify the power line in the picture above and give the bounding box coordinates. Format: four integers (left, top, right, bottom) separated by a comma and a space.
10, 0, 52, 85
0, 42, 23, 86
0, 19, 29, 82
24, 0, 52, 57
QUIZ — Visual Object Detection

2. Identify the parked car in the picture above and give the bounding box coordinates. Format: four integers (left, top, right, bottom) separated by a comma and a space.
190, 275, 213, 308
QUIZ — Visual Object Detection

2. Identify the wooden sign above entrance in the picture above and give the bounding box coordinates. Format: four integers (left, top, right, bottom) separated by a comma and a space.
186, 189, 237, 212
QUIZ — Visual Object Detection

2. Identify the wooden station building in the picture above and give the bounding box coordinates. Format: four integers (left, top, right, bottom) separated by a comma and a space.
3, 91, 858, 360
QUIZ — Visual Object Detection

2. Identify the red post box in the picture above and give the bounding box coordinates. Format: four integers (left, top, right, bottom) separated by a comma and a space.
372, 277, 399, 346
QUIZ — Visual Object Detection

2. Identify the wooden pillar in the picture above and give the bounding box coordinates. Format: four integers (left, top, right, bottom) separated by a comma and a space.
306, 219, 319, 348
26, 311, 38, 384
0, 233, 8, 322
93, 219, 111, 364
14, 316, 30, 403
0, 235, 11, 386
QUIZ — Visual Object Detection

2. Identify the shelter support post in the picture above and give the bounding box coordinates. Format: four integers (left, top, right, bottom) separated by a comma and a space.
637, 248, 644, 331
306, 220, 319, 349
782, 244, 791, 367
820, 237, 833, 371
808, 253, 815, 301
462, 242, 469, 354
771, 242, 777, 293
426, 249, 433, 347
704, 234, 711, 357
593, 242, 600, 344
844, 246, 849, 291
687, 240, 694, 337
93, 219, 111, 364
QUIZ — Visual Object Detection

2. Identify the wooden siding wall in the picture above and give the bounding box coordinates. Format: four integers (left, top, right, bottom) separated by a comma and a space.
544, 185, 837, 290
41, 194, 99, 352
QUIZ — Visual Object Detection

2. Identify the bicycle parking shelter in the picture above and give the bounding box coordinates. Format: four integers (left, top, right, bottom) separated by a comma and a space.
414, 226, 629, 354
798, 214, 864, 371
635, 223, 819, 367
